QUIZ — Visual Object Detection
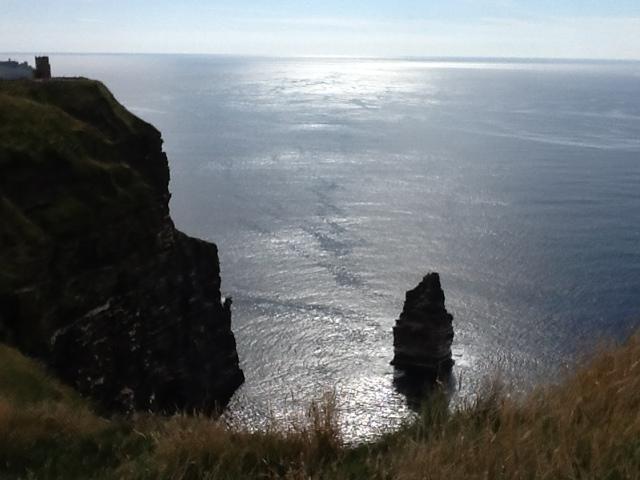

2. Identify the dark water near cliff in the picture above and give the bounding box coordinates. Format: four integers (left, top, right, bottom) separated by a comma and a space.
16, 54, 640, 440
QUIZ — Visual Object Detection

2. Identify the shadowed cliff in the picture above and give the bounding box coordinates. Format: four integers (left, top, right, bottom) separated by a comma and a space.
0, 78, 244, 413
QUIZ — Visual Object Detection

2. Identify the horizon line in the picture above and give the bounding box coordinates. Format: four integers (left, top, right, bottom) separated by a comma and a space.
2, 52, 640, 63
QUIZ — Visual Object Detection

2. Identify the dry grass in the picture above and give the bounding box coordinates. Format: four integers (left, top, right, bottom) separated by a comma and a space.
136, 392, 342, 480
0, 335, 639, 479
388, 336, 640, 480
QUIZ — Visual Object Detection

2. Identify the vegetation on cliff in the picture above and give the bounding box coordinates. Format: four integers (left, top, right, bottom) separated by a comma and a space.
0, 79, 243, 414
1, 334, 639, 479
0, 78, 168, 351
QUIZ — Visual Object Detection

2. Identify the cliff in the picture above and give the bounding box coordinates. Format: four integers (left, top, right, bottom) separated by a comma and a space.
0, 78, 244, 413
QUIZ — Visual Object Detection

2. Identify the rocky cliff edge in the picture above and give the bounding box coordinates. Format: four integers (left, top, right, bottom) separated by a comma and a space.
0, 78, 244, 413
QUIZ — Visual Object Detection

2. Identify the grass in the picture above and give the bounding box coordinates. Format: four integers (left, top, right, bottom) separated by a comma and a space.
1, 334, 639, 479
0, 78, 147, 141
0, 79, 165, 354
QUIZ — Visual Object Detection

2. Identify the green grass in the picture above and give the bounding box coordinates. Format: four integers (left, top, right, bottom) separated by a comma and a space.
0, 79, 156, 253
0, 79, 165, 353
0, 78, 147, 140
1, 334, 639, 479
0, 344, 82, 406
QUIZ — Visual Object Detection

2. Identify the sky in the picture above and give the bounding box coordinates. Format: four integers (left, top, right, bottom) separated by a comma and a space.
2, 0, 640, 59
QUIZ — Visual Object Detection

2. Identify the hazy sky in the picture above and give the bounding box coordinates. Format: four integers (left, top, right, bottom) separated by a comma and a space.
2, 0, 639, 59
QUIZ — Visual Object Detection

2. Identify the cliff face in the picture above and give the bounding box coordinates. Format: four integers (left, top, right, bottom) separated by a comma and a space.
391, 273, 454, 376
0, 79, 244, 413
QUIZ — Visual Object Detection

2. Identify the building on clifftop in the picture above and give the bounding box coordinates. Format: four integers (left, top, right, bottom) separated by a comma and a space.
0, 59, 34, 80
35, 56, 51, 80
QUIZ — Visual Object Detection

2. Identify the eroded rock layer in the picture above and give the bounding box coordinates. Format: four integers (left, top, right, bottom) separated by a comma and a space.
0, 79, 244, 413
391, 272, 454, 374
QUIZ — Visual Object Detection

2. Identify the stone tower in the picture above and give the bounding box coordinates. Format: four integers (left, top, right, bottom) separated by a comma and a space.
34, 56, 51, 80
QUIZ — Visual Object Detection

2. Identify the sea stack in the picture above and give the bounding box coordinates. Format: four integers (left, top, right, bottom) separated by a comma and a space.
391, 273, 454, 375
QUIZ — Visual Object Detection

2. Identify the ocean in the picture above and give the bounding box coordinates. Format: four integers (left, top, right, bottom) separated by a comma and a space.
12, 54, 640, 440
